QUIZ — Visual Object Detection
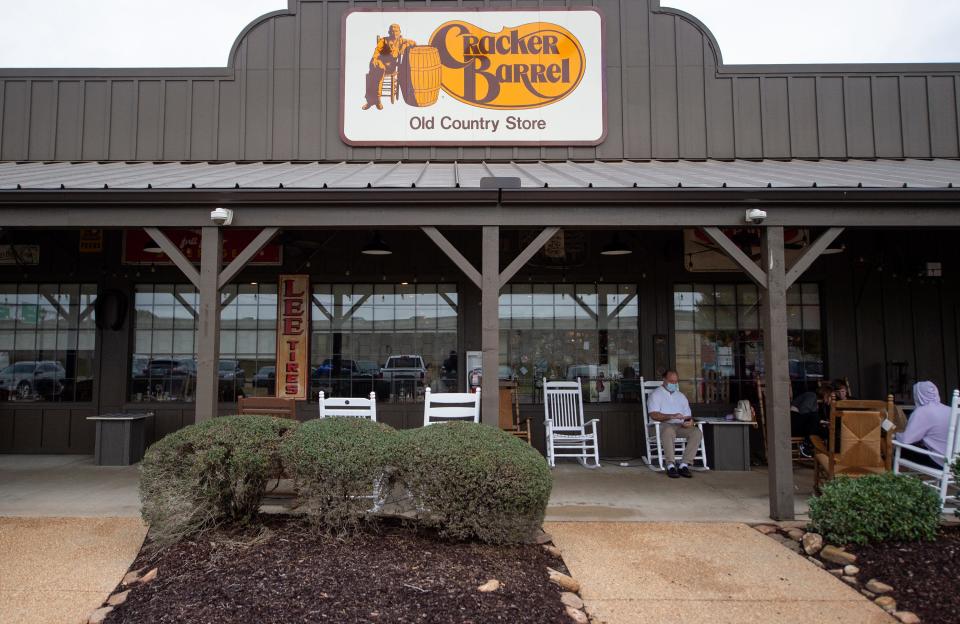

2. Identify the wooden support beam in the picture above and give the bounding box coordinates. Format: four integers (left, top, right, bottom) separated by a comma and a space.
144, 227, 201, 288
785, 227, 844, 288
422, 227, 483, 288
194, 226, 222, 423
217, 227, 280, 289
701, 227, 767, 287
481, 226, 500, 427
761, 226, 795, 521
498, 227, 560, 289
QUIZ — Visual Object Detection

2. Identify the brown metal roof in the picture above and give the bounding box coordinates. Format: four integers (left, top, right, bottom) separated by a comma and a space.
0, 159, 958, 190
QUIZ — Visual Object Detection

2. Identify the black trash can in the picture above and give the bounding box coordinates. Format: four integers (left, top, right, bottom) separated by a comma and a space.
87, 412, 153, 466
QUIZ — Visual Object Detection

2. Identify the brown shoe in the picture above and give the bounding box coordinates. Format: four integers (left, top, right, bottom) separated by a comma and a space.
361, 103, 372, 110
376, 102, 383, 110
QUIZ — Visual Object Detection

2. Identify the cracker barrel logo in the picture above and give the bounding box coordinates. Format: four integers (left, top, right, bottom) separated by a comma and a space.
361, 21, 585, 111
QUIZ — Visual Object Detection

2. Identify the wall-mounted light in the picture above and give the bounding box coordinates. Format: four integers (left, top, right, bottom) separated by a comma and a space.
142, 240, 163, 254
600, 233, 632, 256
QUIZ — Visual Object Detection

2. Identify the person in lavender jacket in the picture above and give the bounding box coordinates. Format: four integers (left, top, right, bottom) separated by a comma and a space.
898, 381, 952, 468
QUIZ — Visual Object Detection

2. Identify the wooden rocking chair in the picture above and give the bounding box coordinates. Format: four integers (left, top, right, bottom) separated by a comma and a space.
812, 397, 897, 492
499, 381, 531, 444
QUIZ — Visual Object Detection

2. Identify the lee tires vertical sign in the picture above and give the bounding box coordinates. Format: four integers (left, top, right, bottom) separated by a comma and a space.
277, 275, 310, 400
341, 9, 605, 145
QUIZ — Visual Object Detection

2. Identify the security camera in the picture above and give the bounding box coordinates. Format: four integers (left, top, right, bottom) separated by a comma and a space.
745, 208, 768, 224
209, 207, 234, 226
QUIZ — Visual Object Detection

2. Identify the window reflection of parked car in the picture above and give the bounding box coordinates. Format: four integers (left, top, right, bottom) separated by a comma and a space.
0, 361, 66, 400
143, 358, 197, 400
381, 355, 426, 399
218, 359, 246, 400
313, 358, 375, 397
789, 358, 824, 381
251, 366, 276, 394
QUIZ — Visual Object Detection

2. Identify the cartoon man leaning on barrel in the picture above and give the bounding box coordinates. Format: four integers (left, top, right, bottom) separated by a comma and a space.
362, 23, 416, 110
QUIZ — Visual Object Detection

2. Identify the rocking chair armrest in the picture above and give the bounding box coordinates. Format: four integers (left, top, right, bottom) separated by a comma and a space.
544, 417, 554, 428
891, 439, 946, 460
584, 418, 600, 431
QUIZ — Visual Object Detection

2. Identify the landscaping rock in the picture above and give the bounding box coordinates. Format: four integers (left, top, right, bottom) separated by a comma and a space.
787, 529, 805, 542
875, 596, 897, 612
533, 529, 554, 545
778, 520, 809, 530
561, 592, 584, 610
820, 545, 857, 565
122, 566, 145, 586
860, 589, 876, 599
477, 579, 501, 593
802, 533, 824, 555
543, 545, 563, 559
548, 567, 581, 593
138, 567, 158, 584
806, 556, 825, 569
865, 579, 893, 595
565, 606, 589, 624
753, 524, 778, 535
843, 565, 860, 576
107, 590, 130, 606
775, 537, 802, 554
828, 569, 844, 577
894, 611, 920, 624
841, 575, 859, 586
88, 607, 113, 624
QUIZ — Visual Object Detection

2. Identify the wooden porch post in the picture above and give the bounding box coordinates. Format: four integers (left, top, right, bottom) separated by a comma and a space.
761, 226, 794, 520
480, 226, 500, 426
195, 226, 223, 422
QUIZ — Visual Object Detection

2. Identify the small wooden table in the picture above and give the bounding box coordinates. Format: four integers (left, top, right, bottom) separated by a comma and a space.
87, 412, 153, 466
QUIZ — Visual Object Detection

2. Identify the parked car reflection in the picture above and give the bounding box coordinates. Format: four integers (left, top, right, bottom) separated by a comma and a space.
0, 361, 66, 400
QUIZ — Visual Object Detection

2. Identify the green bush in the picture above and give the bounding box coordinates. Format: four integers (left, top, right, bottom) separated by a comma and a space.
954, 458, 960, 518
281, 417, 399, 532
395, 422, 552, 544
140, 415, 298, 547
808, 473, 941, 545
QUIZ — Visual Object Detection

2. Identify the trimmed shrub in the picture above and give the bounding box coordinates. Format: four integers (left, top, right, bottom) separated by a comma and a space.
140, 415, 298, 547
808, 473, 941, 545
954, 457, 960, 518
281, 417, 399, 532
396, 422, 552, 544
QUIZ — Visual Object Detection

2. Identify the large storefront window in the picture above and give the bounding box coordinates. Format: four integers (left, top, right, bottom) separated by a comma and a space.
310, 284, 458, 403
0, 283, 97, 402
130, 283, 277, 402
500, 284, 640, 404
673, 283, 822, 404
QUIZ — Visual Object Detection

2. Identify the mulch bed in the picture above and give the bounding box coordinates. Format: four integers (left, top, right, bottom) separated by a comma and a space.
849, 526, 960, 624
104, 516, 570, 624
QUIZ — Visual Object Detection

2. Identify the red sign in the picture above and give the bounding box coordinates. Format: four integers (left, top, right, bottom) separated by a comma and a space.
122, 229, 282, 265
277, 275, 310, 400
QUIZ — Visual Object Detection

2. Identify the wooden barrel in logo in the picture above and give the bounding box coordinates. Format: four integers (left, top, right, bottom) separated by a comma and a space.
403, 46, 441, 107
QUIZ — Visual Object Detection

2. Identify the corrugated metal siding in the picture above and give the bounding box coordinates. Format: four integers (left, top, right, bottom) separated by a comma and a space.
1, 158, 958, 190
1, 0, 960, 161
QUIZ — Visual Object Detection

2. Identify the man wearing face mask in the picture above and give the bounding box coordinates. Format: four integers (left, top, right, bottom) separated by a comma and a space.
647, 370, 702, 478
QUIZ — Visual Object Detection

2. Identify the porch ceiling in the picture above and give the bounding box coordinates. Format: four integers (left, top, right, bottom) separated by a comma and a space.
1, 158, 959, 190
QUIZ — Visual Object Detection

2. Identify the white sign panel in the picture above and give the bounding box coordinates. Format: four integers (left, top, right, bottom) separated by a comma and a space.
341, 9, 605, 146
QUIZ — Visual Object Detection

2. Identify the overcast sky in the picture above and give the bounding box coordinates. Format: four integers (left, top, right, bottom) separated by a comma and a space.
0, 0, 957, 67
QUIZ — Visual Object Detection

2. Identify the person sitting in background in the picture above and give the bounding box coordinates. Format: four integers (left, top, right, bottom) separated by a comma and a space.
791, 384, 833, 457
897, 381, 951, 468
832, 378, 854, 401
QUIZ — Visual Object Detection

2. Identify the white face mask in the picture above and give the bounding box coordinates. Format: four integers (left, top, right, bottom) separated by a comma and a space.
666, 382, 679, 393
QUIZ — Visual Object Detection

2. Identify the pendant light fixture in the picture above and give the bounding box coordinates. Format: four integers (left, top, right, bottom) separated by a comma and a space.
600, 233, 632, 256
361, 231, 392, 256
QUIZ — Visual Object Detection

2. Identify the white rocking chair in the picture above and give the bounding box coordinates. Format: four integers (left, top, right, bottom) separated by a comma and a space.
893, 389, 959, 513
640, 377, 709, 471
423, 387, 480, 426
543, 378, 600, 468
318, 391, 377, 421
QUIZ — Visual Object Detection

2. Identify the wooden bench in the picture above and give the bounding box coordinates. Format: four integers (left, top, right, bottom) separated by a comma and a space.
237, 396, 298, 420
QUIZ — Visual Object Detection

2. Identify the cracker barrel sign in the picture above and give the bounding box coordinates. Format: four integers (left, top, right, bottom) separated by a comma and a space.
276, 275, 310, 400
341, 9, 604, 145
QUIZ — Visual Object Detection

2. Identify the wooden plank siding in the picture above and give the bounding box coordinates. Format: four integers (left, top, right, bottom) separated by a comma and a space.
1, 0, 959, 162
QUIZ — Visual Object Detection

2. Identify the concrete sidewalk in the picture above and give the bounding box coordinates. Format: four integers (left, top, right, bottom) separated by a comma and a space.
546, 522, 894, 624
0, 517, 147, 624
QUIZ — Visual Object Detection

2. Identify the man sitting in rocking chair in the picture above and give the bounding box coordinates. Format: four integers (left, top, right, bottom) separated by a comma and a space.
648, 370, 702, 478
